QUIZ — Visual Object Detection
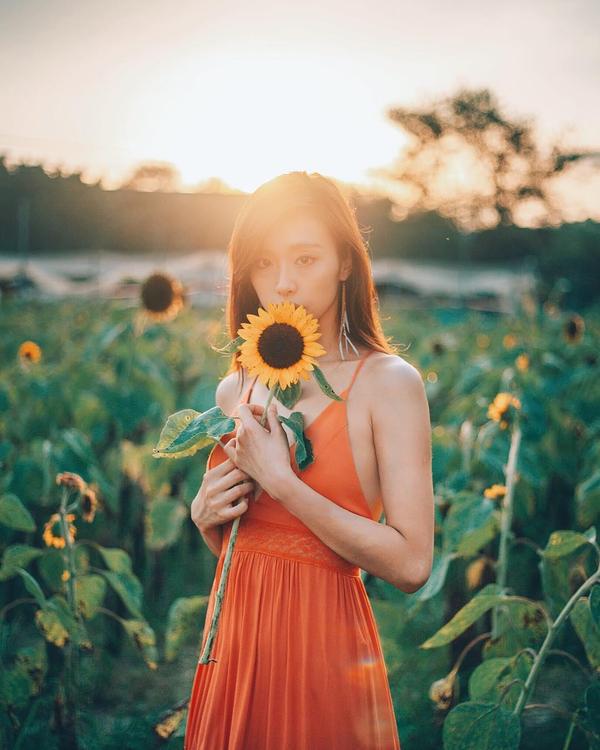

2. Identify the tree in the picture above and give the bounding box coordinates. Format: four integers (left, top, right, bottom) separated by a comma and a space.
120, 161, 181, 192
372, 87, 600, 231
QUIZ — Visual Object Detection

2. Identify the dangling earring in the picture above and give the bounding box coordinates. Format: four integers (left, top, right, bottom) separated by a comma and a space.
338, 279, 359, 360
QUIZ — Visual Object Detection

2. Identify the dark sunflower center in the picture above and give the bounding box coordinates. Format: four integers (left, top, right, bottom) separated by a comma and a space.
141, 274, 175, 313
257, 322, 305, 369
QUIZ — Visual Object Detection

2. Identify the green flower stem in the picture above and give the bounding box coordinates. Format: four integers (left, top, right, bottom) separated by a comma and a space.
96, 606, 127, 625
513, 559, 600, 716
199, 385, 277, 665
492, 422, 522, 639
58, 487, 80, 735
59, 490, 77, 617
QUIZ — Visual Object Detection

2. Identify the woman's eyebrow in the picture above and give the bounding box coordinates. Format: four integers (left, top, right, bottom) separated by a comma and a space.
287, 242, 322, 251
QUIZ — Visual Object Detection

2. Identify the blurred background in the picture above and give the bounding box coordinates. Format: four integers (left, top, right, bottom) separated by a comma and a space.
1, 2, 599, 749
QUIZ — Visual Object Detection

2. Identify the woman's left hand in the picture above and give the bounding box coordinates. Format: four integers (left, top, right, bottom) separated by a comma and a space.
227, 402, 294, 502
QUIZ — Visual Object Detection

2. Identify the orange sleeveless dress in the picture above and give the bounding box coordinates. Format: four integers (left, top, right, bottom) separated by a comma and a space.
184, 351, 401, 749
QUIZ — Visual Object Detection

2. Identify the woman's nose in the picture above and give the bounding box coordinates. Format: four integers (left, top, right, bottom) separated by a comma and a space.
275, 272, 296, 296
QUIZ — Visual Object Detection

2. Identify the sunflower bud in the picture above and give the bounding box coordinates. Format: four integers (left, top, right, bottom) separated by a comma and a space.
429, 671, 457, 710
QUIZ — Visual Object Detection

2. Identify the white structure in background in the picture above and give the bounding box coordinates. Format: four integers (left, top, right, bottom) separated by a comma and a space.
372, 257, 538, 313
0, 250, 537, 313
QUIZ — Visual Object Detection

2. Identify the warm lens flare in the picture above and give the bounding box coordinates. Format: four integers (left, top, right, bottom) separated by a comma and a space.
236, 301, 327, 390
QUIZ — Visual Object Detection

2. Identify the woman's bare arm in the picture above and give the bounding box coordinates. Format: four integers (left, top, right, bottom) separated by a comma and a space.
268, 357, 434, 592
197, 375, 239, 557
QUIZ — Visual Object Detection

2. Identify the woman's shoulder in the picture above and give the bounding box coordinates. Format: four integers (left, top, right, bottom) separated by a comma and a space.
215, 369, 249, 416
361, 349, 423, 398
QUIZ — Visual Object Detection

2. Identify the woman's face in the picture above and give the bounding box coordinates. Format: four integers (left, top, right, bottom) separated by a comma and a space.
248, 210, 350, 321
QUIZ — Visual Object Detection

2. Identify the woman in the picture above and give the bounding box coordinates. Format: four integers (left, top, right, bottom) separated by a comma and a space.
186, 171, 434, 749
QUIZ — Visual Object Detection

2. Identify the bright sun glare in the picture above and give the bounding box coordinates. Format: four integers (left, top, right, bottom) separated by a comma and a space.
117, 51, 403, 192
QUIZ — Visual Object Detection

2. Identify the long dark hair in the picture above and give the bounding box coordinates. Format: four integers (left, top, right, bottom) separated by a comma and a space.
213, 171, 400, 397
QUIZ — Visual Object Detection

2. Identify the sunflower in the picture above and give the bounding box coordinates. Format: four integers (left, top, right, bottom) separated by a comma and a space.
80, 484, 99, 522
42, 512, 77, 549
484, 483, 506, 501
56, 471, 87, 494
563, 313, 585, 343
18, 340, 42, 364
236, 302, 327, 391
154, 704, 188, 740
139, 271, 185, 323
465, 557, 487, 589
487, 392, 521, 428
429, 670, 458, 711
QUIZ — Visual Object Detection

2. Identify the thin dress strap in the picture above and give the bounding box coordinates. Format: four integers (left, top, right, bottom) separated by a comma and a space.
345, 350, 375, 397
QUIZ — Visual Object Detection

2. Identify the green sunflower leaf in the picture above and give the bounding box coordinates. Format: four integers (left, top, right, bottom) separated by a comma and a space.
120, 618, 158, 669
0, 493, 36, 532
222, 336, 245, 354
0, 545, 43, 581
278, 412, 315, 471
311, 365, 344, 401
152, 406, 236, 459
274, 381, 302, 409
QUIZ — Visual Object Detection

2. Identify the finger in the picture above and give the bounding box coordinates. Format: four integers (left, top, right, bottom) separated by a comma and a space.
268, 404, 282, 429
237, 403, 260, 430
212, 446, 235, 475
223, 498, 248, 520
246, 404, 269, 424
245, 403, 267, 414
220, 438, 237, 464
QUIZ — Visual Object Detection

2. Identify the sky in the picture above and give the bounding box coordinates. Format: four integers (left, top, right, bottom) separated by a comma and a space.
1, 0, 599, 222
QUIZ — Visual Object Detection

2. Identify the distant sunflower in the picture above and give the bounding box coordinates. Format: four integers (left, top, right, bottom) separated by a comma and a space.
56, 471, 87, 494
139, 272, 185, 323
42, 512, 77, 549
465, 557, 487, 589
484, 483, 507, 501
515, 353, 530, 372
487, 392, 521, 429
236, 301, 327, 390
81, 484, 99, 522
563, 313, 584, 343
429, 670, 458, 711
18, 340, 42, 364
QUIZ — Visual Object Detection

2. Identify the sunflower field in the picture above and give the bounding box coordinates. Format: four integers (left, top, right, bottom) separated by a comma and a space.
0, 282, 599, 750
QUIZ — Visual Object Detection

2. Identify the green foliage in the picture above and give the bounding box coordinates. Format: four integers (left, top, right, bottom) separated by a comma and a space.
0, 493, 36, 532
163, 595, 209, 662
152, 406, 235, 459
1, 295, 599, 749
443, 701, 521, 750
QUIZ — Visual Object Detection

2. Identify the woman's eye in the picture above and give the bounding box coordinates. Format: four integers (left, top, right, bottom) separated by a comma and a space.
255, 256, 314, 269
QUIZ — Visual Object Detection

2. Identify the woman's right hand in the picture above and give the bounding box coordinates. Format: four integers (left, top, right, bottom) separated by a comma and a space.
191, 455, 255, 532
